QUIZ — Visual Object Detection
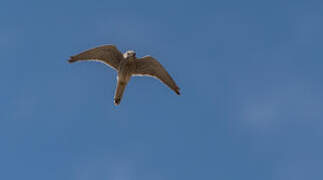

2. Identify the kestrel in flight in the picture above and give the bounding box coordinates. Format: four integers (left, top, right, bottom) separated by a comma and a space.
68, 45, 180, 105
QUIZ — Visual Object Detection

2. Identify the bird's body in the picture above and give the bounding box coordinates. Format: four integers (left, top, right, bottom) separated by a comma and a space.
68, 45, 180, 105
114, 51, 136, 104
118, 52, 135, 81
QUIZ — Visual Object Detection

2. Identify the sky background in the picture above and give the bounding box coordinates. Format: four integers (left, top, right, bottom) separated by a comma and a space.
1, 0, 323, 179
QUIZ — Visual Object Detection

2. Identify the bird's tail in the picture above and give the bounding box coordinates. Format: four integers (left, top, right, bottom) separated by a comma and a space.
114, 80, 128, 105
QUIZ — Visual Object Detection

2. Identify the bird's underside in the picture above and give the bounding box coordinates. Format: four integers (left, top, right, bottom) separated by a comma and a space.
68, 44, 180, 105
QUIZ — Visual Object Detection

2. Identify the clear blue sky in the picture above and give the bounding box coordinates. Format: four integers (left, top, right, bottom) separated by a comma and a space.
1, 0, 323, 179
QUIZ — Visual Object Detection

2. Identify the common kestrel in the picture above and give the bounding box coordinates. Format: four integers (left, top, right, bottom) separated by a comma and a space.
68, 45, 180, 105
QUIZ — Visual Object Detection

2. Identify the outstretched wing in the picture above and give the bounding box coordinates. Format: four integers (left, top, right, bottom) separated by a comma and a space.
133, 56, 180, 95
68, 45, 123, 70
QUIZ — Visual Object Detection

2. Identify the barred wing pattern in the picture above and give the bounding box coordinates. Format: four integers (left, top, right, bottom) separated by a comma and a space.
133, 56, 180, 95
68, 45, 123, 70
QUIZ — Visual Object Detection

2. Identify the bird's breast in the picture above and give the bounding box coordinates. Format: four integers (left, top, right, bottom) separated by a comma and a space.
118, 61, 135, 81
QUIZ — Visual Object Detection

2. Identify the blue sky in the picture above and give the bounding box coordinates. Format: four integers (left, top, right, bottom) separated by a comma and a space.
2, 0, 323, 179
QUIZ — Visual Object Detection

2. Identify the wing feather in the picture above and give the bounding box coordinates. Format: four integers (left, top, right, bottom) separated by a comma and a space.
68, 45, 123, 70
133, 56, 180, 95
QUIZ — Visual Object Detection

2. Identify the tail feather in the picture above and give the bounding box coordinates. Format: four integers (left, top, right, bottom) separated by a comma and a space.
114, 81, 127, 105
175, 88, 180, 95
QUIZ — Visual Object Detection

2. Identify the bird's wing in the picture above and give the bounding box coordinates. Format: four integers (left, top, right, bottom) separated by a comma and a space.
133, 56, 180, 95
68, 45, 123, 70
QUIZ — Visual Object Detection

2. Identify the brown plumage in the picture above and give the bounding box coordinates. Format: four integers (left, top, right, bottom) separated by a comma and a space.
68, 44, 180, 105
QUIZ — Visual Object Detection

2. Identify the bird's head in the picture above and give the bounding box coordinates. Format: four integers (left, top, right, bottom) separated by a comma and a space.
123, 50, 136, 59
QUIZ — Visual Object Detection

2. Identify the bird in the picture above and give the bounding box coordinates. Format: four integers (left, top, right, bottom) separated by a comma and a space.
68, 44, 180, 105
